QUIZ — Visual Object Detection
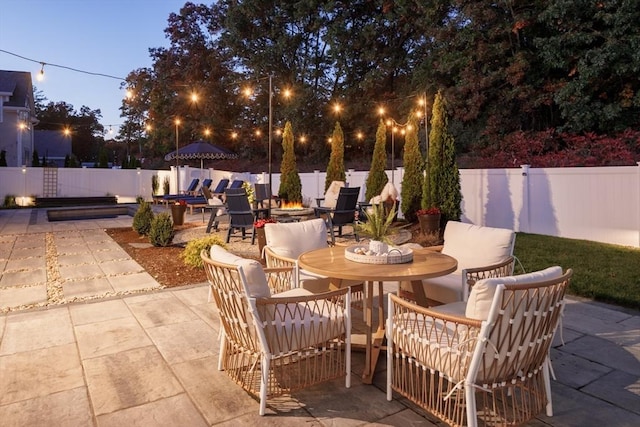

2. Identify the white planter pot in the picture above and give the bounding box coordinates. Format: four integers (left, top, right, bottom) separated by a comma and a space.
369, 240, 388, 254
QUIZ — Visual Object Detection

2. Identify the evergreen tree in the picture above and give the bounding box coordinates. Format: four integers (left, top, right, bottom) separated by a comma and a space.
424, 90, 462, 223
277, 121, 302, 202
0, 150, 6, 167
98, 148, 109, 168
400, 114, 423, 222
64, 154, 70, 168
32, 150, 40, 167
324, 121, 346, 191
365, 120, 389, 201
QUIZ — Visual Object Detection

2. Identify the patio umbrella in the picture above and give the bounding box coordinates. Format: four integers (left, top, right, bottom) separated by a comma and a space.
164, 139, 238, 172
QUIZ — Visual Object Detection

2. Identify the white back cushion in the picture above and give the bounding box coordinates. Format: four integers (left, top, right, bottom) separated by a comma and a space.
442, 221, 514, 272
209, 245, 270, 298
380, 182, 399, 202
466, 266, 563, 320
264, 218, 328, 259
324, 181, 345, 208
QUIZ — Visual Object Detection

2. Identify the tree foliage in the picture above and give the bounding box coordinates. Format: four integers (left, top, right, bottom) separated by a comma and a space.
277, 121, 302, 202
425, 91, 461, 223
365, 120, 389, 201
35, 101, 104, 163
324, 121, 346, 191
400, 114, 423, 221
113, 0, 640, 170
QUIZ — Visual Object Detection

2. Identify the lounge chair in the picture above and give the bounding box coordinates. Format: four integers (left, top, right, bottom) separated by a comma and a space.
161, 178, 200, 204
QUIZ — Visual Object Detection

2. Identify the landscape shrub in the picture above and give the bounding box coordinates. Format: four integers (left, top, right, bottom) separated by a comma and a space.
148, 212, 174, 247
180, 236, 226, 268
132, 201, 154, 235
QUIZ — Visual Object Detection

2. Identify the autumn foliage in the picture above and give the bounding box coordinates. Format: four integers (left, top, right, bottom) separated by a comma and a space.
461, 129, 640, 168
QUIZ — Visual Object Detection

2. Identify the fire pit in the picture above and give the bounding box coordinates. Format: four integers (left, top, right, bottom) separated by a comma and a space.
271, 201, 315, 221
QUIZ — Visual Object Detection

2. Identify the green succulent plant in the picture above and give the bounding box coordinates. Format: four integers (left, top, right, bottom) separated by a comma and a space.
357, 203, 398, 244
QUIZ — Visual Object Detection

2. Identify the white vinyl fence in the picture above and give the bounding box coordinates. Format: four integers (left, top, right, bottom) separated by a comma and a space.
1, 164, 639, 248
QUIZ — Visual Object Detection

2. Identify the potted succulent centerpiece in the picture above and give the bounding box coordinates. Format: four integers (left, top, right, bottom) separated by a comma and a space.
416, 207, 441, 235
357, 203, 398, 254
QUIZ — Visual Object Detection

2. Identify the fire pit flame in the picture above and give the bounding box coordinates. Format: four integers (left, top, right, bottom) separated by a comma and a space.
280, 200, 304, 210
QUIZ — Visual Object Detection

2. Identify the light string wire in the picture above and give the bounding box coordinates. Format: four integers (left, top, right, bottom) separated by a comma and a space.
0, 48, 126, 81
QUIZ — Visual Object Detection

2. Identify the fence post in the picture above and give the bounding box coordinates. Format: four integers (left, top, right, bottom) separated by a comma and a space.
314, 170, 320, 199
521, 164, 530, 233
637, 162, 640, 247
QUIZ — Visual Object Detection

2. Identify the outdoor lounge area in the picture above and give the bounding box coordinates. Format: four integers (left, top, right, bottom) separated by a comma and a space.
1, 208, 640, 425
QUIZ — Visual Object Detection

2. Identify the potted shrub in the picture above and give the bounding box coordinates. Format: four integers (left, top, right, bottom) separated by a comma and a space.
254, 217, 277, 254
416, 207, 441, 235
171, 199, 188, 226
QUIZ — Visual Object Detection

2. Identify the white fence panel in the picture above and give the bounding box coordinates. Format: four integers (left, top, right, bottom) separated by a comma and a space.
2, 164, 640, 247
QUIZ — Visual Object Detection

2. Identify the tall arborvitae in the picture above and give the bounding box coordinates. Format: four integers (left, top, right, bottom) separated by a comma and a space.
424, 90, 462, 222
277, 121, 302, 202
400, 114, 423, 222
324, 121, 346, 191
365, 119, 389, 201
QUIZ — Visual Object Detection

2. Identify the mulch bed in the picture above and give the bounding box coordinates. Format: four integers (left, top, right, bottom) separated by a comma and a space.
106, 226, 206, 287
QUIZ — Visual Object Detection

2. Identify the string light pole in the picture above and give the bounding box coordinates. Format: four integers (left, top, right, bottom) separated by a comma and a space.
268, 75, 274, 197
175, 118, 181, 193
243, 75, 291, 198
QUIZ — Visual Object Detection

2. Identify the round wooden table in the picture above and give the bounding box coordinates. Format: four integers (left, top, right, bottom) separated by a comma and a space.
298, 245, 457, 383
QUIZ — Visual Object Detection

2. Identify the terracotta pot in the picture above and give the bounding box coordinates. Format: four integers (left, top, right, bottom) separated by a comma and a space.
171, 204, 187, 226
255, 227, 267, 256
418, 213, 441, 235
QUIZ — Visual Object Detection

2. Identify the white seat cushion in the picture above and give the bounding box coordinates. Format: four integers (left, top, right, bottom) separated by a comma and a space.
258, 288, 347, 354
264, 218, 328, 259
209, 245, 270, 298
465, 266, 563, 320
442, 221, 514, 273
380, 182, 399, 202
421, 273, 464, 304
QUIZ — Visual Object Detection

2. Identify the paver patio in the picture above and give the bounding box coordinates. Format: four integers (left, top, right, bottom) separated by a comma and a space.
0, 208, 639, 425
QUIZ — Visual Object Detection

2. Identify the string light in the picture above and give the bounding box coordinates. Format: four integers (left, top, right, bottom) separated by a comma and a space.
0, 49, 126, 81
36, 63, 45, 82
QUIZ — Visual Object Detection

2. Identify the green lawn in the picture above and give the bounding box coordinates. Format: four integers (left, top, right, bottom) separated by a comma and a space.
514, 233, 640, 310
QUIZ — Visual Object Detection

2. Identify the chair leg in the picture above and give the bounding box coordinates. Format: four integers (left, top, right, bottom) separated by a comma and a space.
465, 382, 478, 427
259, 356, 270, 416
543, 357, 554, 416
386, 295, 393, 401
217, 331, 226, 371
226, 227, 232, 243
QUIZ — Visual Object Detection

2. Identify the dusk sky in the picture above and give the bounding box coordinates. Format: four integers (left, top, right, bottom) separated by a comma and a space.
1, 0, 186, 134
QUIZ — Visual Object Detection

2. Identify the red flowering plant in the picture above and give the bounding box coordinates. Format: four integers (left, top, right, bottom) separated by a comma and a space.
254, 217, 277, 228
416, 207, 441, 216
176, 199, 188, 206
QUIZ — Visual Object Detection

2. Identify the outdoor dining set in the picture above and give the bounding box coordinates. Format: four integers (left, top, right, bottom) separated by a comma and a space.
184, 177, 573, 426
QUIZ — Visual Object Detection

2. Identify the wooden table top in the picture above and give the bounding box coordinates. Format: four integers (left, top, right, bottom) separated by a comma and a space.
298, 246, 457, 282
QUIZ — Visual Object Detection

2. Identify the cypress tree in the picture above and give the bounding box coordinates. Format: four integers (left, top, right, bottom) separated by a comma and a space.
32, 150, 40, 167
0, 150, 7, 167
424, 90, 462, 222
277, 121, 302, 202
400, 114, 423, 222
324, 121, 346, 191
365, 119, 389, 201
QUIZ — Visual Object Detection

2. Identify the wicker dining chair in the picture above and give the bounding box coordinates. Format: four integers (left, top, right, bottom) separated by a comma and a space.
387, 267, 572, 427
202, 245, 351, 416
